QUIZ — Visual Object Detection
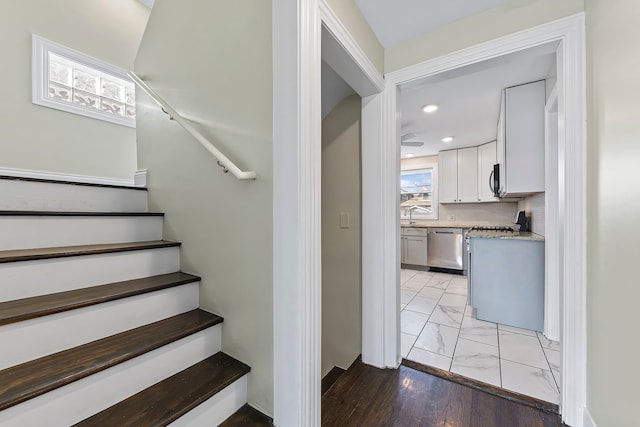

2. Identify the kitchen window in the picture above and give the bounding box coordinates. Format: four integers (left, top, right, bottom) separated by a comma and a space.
32, 34, 135, 128
401, 165, 438, 220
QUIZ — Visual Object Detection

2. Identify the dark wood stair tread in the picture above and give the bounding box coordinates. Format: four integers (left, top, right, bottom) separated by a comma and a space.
0, 272, 201, 326
0, 240, 181, 264
0, 211, 163, 216
74, 352, 250, 426
0, 309, 223, 411
0, 174, 147, 191
220, 404, 274, 427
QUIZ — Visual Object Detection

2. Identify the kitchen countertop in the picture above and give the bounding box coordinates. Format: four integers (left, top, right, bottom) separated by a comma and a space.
400, 222, 513, 229
466, 230, 545, 241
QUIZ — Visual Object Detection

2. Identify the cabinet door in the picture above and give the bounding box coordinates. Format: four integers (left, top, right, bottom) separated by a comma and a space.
401, 237, 406, 264
504, 80, 545, 194
478, 141, 497, 201
404, 236, 428, 266
457, 147, 478, 202
439, 150, 458, 203
496, 92, 506, 195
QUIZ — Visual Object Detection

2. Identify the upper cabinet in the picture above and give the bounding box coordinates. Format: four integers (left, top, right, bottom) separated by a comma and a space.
478, 141, 498, 202
458, 147, 479, 202
439, 147, 478, 203
439, 150, 458, 203
496, 80, 545, 197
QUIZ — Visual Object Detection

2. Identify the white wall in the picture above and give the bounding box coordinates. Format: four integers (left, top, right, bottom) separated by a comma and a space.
134, 0, 273, 415
0, 0, 149, 179
586, 0, 640, 424
385, 0, 584, 73
321, 95, 362, 377
402, 155, 518, 225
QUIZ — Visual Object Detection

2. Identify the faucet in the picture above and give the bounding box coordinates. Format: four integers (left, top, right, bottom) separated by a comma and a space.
408, 206, 416, 224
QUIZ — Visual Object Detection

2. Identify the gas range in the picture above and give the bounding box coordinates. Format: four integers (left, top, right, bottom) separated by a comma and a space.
469, 226, 515, 232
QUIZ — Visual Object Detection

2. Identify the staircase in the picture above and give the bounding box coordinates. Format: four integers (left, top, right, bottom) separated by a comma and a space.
0, 176, 252, 426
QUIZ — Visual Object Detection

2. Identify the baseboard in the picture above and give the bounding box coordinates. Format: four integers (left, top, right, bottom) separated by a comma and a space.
0, 167, 146, 188
134, 169, 148, 187
583, 407, 598, 427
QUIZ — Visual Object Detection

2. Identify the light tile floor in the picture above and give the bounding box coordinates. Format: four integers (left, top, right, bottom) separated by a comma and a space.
401, 268, 561, 404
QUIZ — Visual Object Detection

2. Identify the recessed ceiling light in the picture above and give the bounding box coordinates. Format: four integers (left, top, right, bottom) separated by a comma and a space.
441, 136, 454, 143
405, 153, 414, 158
422, 104, 438, 113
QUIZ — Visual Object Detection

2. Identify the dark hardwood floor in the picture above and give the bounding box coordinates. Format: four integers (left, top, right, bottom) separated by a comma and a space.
220, 404, 274, 426
322, 359, 563, 427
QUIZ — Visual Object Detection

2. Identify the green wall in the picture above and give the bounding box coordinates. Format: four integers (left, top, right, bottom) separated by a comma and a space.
385, 0, 584, 73
134, 0, 273, 415
321, 95, 362, 377
0, 0, 148, 179
585, 0, 640, 425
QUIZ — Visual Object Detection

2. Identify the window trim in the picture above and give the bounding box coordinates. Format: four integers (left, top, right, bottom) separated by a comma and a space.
31, 34, 136, 128
400, 163, 439, 220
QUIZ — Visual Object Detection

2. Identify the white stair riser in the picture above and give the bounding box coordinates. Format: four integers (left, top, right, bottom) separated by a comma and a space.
0, 247, 180, 302
169, 376, 248, 427
0, 180, 148, 212
0, 283, 199, 370
0, 216, 164, 250
0, 327, 222, 427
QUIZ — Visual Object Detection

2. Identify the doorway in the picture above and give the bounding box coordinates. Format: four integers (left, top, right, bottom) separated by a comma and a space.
397, 43, 562, 404
273, 5, 585, 426
364, 14, 586, 426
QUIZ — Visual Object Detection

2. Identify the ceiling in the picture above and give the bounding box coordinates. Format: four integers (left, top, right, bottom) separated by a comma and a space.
354, 0, 512, 47
398, 43, 557, 158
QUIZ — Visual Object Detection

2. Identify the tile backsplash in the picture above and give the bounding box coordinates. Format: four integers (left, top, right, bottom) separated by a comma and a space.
437, 201, 518, 225
518, 193, 545, 236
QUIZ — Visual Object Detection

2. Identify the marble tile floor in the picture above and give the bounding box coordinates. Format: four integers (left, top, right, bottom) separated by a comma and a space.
401, 268, 561, 404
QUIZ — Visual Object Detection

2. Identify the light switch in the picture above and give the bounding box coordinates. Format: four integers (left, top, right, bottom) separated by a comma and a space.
340, 212, 350, 229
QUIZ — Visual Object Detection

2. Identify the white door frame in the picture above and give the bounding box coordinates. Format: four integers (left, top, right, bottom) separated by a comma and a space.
273, 1, 383, 426
274, 2, 586, 425
545, 82, 561, 342
377, 13, 587, 427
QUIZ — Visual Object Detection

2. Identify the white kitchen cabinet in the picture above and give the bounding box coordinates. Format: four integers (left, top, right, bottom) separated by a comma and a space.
496, 80, 545, 196
478, 141, 498, 202
439, 147, 478, 203
457, 147, 478, 202
401, 227, 428, 266
439, 150, 458, 203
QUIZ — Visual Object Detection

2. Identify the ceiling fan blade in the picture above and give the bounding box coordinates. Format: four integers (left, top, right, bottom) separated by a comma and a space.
401, 132, 416, 142
401, 141, 424, 147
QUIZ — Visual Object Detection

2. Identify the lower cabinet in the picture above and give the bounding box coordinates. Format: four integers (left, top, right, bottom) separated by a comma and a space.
401, 228, 428, 266
469, 237, 544, 331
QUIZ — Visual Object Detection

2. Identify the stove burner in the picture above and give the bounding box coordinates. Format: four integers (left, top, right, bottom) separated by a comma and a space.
470, 226, 515, 232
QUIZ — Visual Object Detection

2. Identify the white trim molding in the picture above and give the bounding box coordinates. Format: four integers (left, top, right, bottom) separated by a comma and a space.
382, 13, 587, 427
134, 169, 148, 188
0, 166, 142, 188
318, 1, 384, 97
273, 0, 388, 424
273, 0, 322, 425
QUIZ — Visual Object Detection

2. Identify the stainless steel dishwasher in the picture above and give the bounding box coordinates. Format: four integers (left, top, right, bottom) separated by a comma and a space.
426, 228, 466, 271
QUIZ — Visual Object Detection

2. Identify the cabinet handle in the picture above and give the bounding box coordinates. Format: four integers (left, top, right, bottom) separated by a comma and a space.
489, 170, 495, 193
